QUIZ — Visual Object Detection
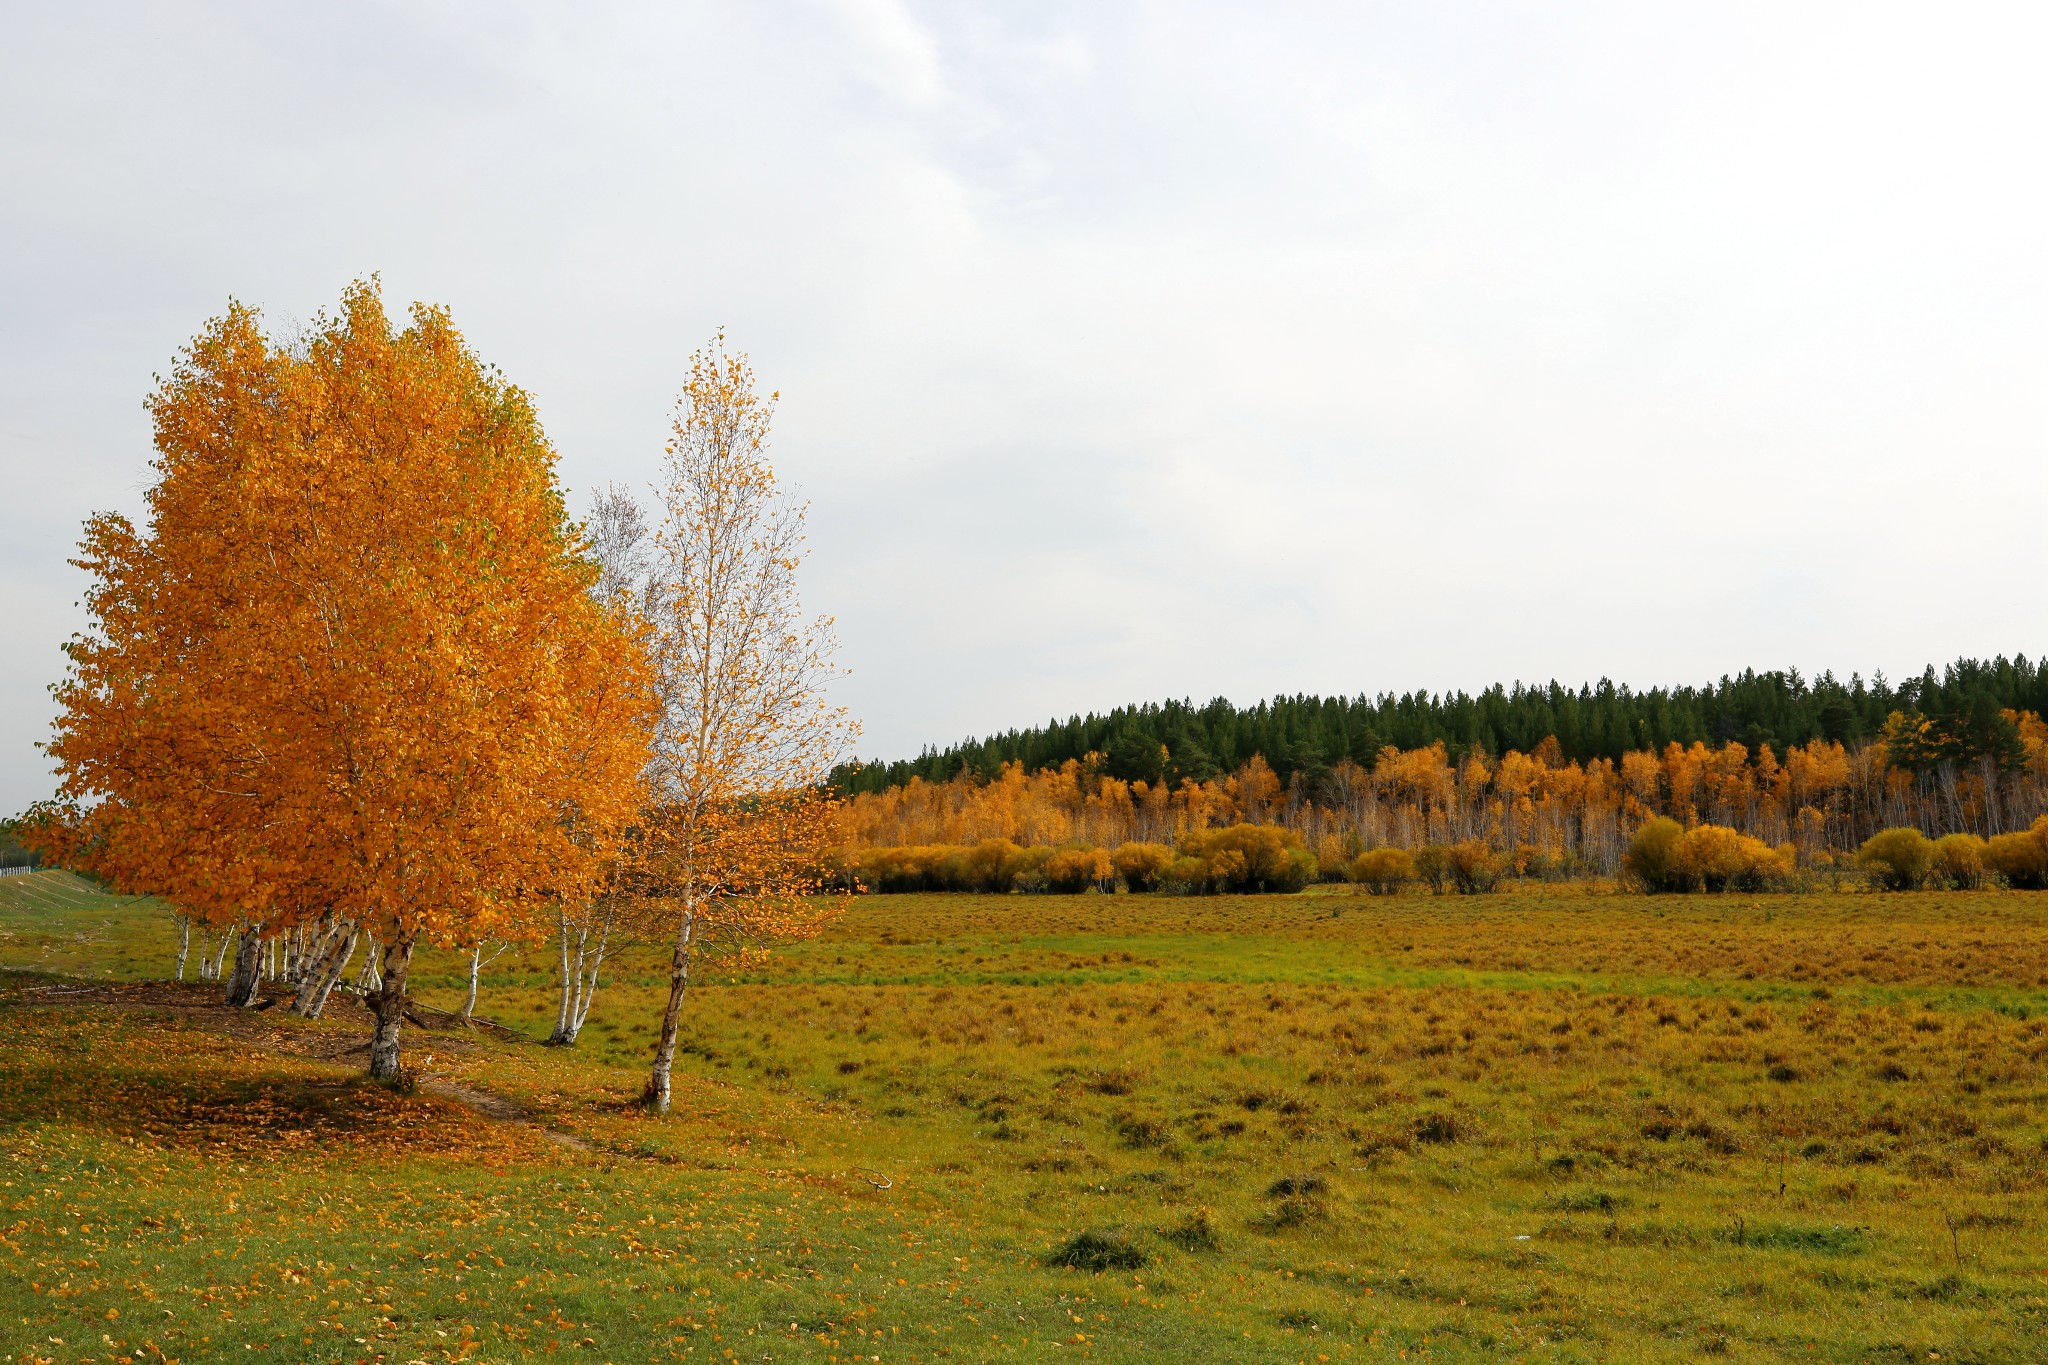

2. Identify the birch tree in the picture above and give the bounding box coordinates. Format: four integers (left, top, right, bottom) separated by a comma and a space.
36, 282, 656, 1081
461, 940, 513, 1022
548, 907, 611, 1045
636, 335, 853, 1114
545, 483, 654, 1046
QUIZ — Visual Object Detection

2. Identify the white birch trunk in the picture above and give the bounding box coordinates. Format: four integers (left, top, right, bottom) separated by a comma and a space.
645, 902, 695, 1113
460, 940, 511, 1021
548, 908, 612, 1044
291, 922, 358, 1019
223, 925, 264, 1007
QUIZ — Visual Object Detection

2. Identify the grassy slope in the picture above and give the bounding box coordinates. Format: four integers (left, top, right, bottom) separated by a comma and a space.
4, 875, 2047, 1364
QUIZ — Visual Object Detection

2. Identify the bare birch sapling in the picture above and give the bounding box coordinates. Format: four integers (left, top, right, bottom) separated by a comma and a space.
636, 336, 854, 1114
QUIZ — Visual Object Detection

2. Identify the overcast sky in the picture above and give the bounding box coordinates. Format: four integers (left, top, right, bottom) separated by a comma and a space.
4, 1, 2046, 811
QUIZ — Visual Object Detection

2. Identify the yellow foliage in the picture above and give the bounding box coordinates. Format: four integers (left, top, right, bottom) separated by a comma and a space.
1350, 847, 1415, 894
1043, 847, 1113, 894
1173, 825, 1318, 894
1859, 827, 1934, 891
1443, 839, 1504, 894
1622, 817, 1686, 892
1626, 818, 1787, 892
629, 333, 855, 1111
1984, 816, 2048, 890
1110, 842, 1176, 892
1673, 825, 1790, 892
1931, 832, 1987, 889
838, 717, 2048, 889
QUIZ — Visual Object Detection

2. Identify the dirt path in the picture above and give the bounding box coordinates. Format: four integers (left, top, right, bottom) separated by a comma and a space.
417, 1077, 594, 1150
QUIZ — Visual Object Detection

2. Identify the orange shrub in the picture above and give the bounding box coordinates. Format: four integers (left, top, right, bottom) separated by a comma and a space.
1350, 847, 1415, 895
1170, 825, 1317, 894
1859, 827, 1934, 891
1111, 842, 1175, 892
1932, 833, 1987, 889
1675, 824, 1791, 892
1315, 833, 1360, 882
962, 838, 1029, 893
1628, 819, 1788, 892
1985, 816, 2048, 889
1622, 818, 1685, 892
1444, 839, 1504, 894
1043, 847, 1112, 894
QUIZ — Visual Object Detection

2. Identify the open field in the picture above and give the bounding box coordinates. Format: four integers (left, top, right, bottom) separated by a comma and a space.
4, 875, 2048, 1364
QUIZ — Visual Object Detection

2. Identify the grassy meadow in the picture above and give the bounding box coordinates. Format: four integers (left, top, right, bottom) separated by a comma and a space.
4, 872, 2047, 1364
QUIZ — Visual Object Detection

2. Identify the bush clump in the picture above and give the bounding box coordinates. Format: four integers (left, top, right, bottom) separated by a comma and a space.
1405, 842, 1513, 893
1159, 1210, 1221, 1252
1931, 832, 1987, 889
1257, 1173, 1331, 1230
1349, 846, 1415, 895
1860, 827, 1933, 891
1443, 839, 1504, 893
1626, 818, 1791, 892
848, 839, 1036, 893
1549, 1189, 1620, 1213
1622, 817, 1684, 891
1110, 841, 1175, 892
1165, 825, 1318, 894
847, 825, 1329, 895
1044, 1229, 1148, 1272
1985, 816, 2048, 889
1412, 1111, 1462, 1144
1042, 846, 1112, 894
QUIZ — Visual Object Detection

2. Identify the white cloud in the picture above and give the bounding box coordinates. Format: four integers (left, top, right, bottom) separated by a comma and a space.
818, 0, 946, 108
3, 1, 2046, 808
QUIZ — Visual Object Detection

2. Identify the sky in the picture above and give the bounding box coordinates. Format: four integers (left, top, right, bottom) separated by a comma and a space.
4, 1, 2046, 812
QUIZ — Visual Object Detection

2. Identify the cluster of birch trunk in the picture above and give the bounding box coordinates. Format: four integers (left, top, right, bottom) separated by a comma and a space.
171, 906, 609, 1045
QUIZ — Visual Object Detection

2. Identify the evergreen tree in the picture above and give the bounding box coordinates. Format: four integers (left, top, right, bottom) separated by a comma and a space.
831, 656, 2043, 795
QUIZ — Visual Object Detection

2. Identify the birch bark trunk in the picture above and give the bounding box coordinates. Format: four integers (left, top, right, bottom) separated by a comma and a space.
644, 905, 695, 1113
570, 912, 611, 1038
222, 925, 263, 1007
290, 924, 357, 1019
368, 937, 415, 1082
550, 910, 580, 1044
549, 910, 612, 1044
356, 934, 383, 990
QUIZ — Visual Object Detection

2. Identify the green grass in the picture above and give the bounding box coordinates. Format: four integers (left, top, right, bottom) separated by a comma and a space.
5, 877, 2048, 1363
0, 872, 177, 982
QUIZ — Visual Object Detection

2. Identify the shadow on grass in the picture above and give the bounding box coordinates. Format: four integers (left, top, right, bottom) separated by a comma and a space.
0, 1004, 546, 1162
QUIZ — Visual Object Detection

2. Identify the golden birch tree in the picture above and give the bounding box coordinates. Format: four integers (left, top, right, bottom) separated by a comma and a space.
38, 282, 654, 1079
637, 335, 853, 1113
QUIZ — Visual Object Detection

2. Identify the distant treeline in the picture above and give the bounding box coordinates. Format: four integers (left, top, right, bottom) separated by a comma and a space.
833, 656, 2048, 795
0, 821, 42, 871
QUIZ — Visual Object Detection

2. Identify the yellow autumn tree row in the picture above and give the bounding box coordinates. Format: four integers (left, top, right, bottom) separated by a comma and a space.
845, 721, 2048, 878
